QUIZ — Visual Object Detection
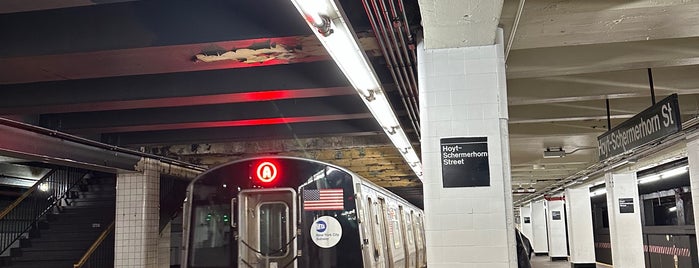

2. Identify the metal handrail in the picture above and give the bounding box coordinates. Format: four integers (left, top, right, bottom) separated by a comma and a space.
73, 221, 115, 268
0, 170, 57, 221
0, 168, 87, 255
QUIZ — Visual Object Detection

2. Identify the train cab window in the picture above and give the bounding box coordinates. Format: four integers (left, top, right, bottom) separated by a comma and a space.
258, 202, 289, 257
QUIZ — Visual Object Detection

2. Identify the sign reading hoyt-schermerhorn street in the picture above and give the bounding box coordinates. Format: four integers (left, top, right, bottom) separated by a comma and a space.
440, 137, 490, 188
598, 94, 682, 161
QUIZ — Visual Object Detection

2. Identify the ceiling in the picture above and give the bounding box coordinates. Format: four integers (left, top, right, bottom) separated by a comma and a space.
1, 0, 699, 206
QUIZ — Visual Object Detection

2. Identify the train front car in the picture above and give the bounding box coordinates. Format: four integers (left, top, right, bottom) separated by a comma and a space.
182, 156, 363, 268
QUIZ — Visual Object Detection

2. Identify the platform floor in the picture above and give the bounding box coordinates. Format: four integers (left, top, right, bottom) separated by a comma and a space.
530, 256, 608, 268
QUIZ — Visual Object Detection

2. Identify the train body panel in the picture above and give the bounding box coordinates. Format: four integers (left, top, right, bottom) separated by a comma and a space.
182, 156, 425, 268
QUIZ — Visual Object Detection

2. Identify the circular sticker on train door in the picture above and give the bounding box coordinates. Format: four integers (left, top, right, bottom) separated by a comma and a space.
310, 216, 342, 248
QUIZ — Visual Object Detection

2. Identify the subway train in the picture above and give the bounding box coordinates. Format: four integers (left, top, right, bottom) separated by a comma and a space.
182, 156, 427, 268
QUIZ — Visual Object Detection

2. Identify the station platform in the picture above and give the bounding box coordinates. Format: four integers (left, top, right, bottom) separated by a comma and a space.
530, 256, 608, 268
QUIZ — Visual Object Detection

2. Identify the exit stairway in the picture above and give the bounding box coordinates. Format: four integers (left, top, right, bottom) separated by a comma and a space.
1, 176, 115, 268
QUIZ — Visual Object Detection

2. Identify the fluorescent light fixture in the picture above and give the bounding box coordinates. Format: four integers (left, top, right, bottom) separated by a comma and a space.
543, 147, 566, 158
637, 165, 688, 184
668, 206, 677, 212
289, 0, 422, 179
638, 174, 661, 184
589, 188, 606, 197
661, 166, 688, 178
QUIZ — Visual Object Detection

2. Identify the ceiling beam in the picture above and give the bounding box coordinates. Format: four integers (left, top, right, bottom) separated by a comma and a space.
506, 37, 699, 79
40, 95, 369, 132
513, 1, 699, 50
0, 0, 311, 57
101, 118, 383, 146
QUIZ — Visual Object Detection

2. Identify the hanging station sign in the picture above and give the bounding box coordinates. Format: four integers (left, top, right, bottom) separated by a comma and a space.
597, 94, 682, 161
440, 137, 490, 188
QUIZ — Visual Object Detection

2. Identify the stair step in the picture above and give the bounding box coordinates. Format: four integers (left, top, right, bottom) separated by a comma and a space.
19, 240, 93, 252
28, 230, 101, 241
11, 249, 84, 261
6, 260, 75, 268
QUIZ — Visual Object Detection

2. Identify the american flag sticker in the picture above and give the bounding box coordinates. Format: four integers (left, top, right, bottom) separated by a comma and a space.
303, 189, 344, 211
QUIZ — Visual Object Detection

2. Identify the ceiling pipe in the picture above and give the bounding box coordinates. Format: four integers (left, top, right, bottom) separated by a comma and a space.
505, 0, 526, 61
385, 0, 421, 124
362, 0, 421, 139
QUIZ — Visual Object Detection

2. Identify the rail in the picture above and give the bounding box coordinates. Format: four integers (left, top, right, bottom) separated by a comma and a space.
73, 221, 115, 268
0, 168, 87, 255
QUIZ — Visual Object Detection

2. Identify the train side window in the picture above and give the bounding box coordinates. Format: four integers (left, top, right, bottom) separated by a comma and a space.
404, 210, 414, 246
367, 197, 381, 261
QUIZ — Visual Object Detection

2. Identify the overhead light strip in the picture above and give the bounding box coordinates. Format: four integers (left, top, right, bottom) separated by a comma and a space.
288, 0, 423, 179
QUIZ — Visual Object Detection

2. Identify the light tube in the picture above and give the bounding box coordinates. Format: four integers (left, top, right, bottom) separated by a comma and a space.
289, 0, 423, 179
638, 174, 661, 184
660, 166, 688, 178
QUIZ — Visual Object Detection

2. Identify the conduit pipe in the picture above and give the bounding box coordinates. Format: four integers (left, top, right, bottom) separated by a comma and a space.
362, 0, 421, 139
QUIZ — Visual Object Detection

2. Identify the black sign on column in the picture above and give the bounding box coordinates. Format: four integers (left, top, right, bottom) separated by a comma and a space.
440, 137, 490, 188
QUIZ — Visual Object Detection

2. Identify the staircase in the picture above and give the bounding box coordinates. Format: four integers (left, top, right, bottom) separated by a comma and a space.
1, 176, 116, 268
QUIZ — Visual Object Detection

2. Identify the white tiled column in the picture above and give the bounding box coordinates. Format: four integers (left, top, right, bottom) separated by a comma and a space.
158, 222, 171, 268
565, 187, 596, 267
605, 172, 645, 267
115, 158, 160, 267
545, 197, 568, 260
519, 205, 533, 240
418, 28, 516, 268
530, 200, 549, 255
688, 135, 699, 248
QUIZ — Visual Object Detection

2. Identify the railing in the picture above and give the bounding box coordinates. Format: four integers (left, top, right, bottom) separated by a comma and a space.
73, 221, 114, 268
0, 168, 87, 255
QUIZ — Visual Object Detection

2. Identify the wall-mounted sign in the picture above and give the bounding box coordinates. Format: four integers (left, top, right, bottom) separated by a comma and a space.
310, 216, 342, 248
619, 198, 634, 214
523, 217, 531, 224
598, 94, 682, 161
440, 137, 490, 188
551, 211, 561, 220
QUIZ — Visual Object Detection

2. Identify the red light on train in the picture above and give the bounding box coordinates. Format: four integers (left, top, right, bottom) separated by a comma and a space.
256, 162, 278, 183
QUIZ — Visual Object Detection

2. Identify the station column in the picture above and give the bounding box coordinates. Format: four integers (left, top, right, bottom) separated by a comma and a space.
545, 196, 568, 261
688, 134, 699, 247
115, 158, 161, 267
519, 205, 533, 240
605, 172, 645, 267
530, 200, 549, 255
565, 187, 596, 267
418, 28, 517, 267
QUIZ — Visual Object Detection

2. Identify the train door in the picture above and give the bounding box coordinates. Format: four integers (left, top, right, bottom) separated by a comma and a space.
238, 188, 297, 268
378, 198, 395, 268
367, 197, 386, 268
399, 206, 416, 268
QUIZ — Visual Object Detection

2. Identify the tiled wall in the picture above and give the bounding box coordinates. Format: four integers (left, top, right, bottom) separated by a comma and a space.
545, 198, 568, 257
115, 158, 160, 267
689, 138, 699, 251
418, 28, 517, 267
519, 206, 533, 241
565, 187, 596, 264
605, 172, 645, 267
531, 200, 549, 253
158, 222, 171, 268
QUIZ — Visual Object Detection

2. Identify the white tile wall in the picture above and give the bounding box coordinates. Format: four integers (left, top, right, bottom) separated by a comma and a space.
689, 138, 699, 250
158, 222, 171, 268
519, 206, 533, 241
115, 158, 160, 267
605, 172, 645, 267
530, 200, 549, 253
565, 187, 596, 264
418, 28, 516, 267
545, 198, 568, 257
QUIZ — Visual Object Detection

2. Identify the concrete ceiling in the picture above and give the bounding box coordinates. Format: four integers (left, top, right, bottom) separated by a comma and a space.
500, 0, 699, 202
1, 0, 699, 206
